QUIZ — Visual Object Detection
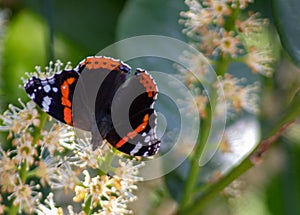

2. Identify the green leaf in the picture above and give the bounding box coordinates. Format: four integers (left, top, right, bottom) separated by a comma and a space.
116, 0, 186, 40
24, 0, 127, 56
272, 0, 300, 67
266, 142, 300, 215
2, 10, 47, 105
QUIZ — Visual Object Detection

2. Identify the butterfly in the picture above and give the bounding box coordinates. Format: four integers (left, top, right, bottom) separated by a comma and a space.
24, 56, 160, 156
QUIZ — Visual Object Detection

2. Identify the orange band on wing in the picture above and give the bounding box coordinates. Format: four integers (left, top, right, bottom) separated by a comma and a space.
83, 57, 121, 70
61, 77, 75, 98
61, 97, 71, 107
115, 136, 129, 148
139, 73, 157, 98
60, 77, 75, 125
63, 107, 72, 125
115, 114, 149, 148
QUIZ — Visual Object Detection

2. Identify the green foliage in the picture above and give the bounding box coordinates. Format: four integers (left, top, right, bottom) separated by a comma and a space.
1, 0, 300, 214
273, 0, 300, 67
2, 10, 46, 104
116, 0, 186, 40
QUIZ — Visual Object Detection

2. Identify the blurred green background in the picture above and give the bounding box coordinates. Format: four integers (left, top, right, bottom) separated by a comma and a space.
0, 0, 300, 215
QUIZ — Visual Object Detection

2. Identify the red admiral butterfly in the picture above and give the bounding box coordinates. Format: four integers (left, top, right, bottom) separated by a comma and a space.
24, 56, 160, 156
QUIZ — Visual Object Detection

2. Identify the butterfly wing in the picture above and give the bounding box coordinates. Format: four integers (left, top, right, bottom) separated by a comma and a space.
24, 68, 81, 127
24, 56, 131, 132
100, 69, 160, 156
24, 57, 160, 156
74, 57, 130, 134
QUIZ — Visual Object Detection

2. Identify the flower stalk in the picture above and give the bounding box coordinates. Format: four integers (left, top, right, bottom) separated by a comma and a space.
177, 0, 277, 214
179, 104, 212, 212
184, 120, 294, 215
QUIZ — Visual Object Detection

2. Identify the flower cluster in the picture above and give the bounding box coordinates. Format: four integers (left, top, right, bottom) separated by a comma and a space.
179, 0, 272, 118
72, 162, 143, 215
215, 74, 260, 114
0, 61, 144, 214
180, 0, 272, 71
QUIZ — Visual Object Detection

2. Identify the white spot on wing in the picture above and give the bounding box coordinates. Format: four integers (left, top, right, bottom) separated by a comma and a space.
30, 93, 35, 99
41, 80, 48, 85
130, 142, 143, 155
144, 135, 150, 143
48, 78, 55, 84
43, 85, 51, 93
44, 96, 51, 105
53, 87, 58, 92
42, 96, 52, 112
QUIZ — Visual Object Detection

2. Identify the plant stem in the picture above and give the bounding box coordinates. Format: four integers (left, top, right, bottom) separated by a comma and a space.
8, 200, 19, 215
183, 121, 293, 215
179, 30, 231, 213
178, 2, 252, 214
215, 56, 229, 77
188, 156, 252, 215
32, 112, 48, 146
178, 107, 211, 213
180, 90, 300, 215
214, 2, 240, 77
19, 160, 28, 182
224, 4, 240, 32
83, 196, 92, 215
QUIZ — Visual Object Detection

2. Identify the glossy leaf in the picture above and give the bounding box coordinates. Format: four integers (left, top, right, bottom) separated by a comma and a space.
273, 0, 300, 67
24, 0, 127, 57
117, 0, 186, 40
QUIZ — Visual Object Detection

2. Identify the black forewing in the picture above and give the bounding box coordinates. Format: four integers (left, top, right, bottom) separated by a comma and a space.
24, 69, 80, 126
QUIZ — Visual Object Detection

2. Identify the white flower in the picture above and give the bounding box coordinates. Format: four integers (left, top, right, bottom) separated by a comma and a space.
226, 0, 254, 9
36, 193, 64, 215
72, 159, 143, 214
236, 12, 268, 35
97, 196, 133, 215
23, 60, 73, 81
41, 123, 75, 156
68, 136, 107, 169
176, 49, 210, 87
9, 134, 37, 169
0, 146, 17, 192
216, 74, 260, 114
73, 170, 113, 207
8, 179, 41, 214
179, 0, 214, 39
48, 161, 79, 191
0, 99, 40, 138
215, 30, 241, 57
35, 156, 61, 187
115, 159, 144, 182
245, 46, 274, 77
